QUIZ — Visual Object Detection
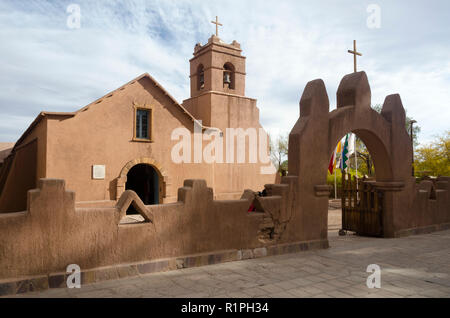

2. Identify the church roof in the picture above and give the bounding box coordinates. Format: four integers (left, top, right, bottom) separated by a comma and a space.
0, 143, 14, 164
0, 143, 15, 152
12, 111, 75, 152
75, 73, 203, 125
12, 73, 215, 152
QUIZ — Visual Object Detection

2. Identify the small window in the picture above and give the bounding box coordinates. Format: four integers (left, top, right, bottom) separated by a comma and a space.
136, 109, 151, 140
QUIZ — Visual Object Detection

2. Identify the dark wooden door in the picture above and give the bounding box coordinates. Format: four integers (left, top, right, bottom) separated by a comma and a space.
341, 173, 383, 237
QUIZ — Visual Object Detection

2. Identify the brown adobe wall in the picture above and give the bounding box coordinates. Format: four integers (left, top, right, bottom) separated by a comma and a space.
0, 177, 307, 280
0, 117, 48, 213
0, 140, 38, 213
393, 177, 450, 236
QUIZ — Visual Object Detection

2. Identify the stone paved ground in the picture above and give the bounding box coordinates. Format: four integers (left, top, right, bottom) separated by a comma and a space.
10, 229, 450, 298
328, 210, 341, 230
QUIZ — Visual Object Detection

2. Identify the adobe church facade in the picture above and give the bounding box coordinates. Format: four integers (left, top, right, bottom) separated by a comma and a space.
0, 34, 275, 213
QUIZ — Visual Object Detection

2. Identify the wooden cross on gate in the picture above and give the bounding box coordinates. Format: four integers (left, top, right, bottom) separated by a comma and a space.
347, 40, 362, 73
211, 16, 222, 36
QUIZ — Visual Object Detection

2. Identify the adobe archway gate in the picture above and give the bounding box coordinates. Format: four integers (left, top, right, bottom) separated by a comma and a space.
286, 71, 414, 239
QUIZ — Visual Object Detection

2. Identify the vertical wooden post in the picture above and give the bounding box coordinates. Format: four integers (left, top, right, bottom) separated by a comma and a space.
349, 174, 352, 210
360, 179, 365, 233
341, 171, 346, 229
360, 179, 366, 213
374, 189, 379, 214
354, 175, 357, 227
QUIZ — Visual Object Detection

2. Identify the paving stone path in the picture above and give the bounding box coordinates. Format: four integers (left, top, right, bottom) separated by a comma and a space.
10, 229, 450, 298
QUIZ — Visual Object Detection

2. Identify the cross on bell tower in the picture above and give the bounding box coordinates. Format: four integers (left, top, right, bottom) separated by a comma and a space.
211, 16, 222, 36
183, 25, 248, 128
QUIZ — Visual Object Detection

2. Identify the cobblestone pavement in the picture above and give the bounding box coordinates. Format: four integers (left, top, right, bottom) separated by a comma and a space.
10, 230, 450, 298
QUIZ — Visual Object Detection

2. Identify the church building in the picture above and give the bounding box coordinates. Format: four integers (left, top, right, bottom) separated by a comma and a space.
0, 33, 275, 213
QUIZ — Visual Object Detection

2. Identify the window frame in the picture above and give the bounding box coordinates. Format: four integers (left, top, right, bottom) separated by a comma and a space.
132, 102, 153, 143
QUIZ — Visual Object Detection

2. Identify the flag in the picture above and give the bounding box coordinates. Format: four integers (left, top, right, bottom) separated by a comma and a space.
336, 156, 342, 170
328, 140, 342, 174
341, 134, 349, 170
335, 140, 342, 169
328, 150, 335, 174
336, 140, 342, 154
347, 133, 356, 157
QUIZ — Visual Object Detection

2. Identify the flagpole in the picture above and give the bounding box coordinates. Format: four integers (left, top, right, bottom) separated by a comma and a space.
334, 169, 337, 199
355, 135, 358, 200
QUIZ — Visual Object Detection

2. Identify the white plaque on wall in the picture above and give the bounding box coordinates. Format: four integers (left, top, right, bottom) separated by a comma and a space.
92, 165, 106, 180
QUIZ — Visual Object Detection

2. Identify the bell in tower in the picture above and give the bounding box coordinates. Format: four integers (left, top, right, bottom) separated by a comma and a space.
198, 64, 205, 90
223, 71, 231, 86
223, 63, 234, 89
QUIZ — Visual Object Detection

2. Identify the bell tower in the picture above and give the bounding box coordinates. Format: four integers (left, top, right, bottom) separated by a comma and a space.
182, 34, 257, 129
188, 35, 246, 98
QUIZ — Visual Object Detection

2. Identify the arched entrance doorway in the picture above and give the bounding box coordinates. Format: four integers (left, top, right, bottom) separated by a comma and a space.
125, 164, 161, 214
126, 164, 159, 205
116, 158, 168, 205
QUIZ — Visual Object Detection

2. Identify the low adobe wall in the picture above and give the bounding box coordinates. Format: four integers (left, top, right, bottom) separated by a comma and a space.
392, 177, 450, 237
0, 177, 327, 295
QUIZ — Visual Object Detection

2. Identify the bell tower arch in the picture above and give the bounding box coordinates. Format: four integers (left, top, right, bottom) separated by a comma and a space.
183, 35, 258, 129
188, 35, 246, 98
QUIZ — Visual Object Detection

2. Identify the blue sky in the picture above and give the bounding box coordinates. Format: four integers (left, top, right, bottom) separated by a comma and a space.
0, 0, 449, 144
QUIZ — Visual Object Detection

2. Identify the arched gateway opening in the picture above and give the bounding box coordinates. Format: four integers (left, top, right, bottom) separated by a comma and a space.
326, 126, 394, 237
327, 132, 383, 236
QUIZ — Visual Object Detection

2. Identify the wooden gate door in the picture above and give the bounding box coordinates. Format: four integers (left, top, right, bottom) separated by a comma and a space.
341, 173, 383, 237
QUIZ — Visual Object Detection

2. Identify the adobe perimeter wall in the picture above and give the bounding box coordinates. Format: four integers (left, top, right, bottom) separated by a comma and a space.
0, 175, 326, 290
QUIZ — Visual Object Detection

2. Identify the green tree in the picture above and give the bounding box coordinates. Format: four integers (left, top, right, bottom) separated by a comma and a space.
270, 133, 288, 175
347, 138, 375, 177
415, 131, 450, 177
372, 104, 421, 147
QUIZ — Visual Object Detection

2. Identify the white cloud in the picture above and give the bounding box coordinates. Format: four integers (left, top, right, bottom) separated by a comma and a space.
0, 115, 35, 142
0, 0, 448, 146
370, 62, 450, 145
